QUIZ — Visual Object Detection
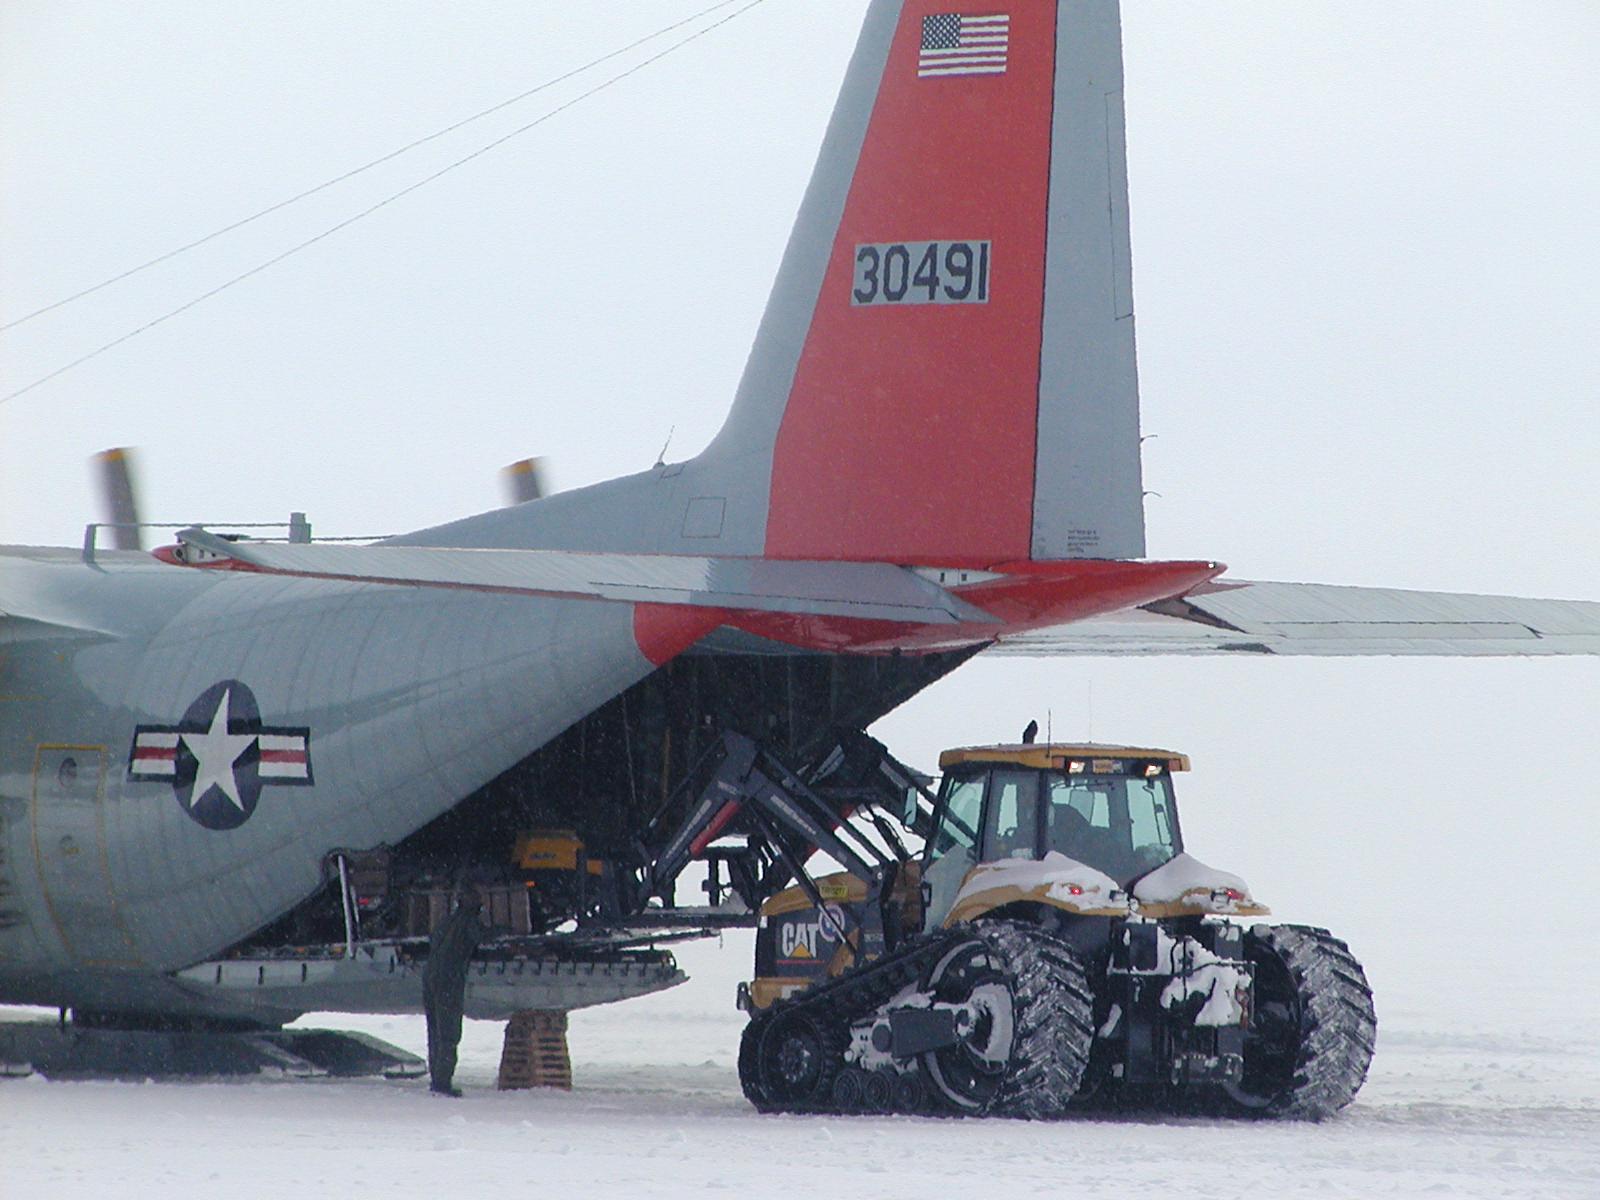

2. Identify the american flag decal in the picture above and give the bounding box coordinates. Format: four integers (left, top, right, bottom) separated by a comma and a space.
918, 12, 1009, 77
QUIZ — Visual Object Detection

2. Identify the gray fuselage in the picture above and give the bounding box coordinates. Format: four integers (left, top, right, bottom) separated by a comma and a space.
0, 546, 654, 1016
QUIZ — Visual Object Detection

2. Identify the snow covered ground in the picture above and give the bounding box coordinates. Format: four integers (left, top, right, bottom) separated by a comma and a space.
4, 925, 1598, 1200
6, 660, 1600, 1197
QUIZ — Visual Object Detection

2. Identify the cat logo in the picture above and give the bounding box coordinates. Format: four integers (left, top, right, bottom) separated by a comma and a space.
778, 904, 849, 961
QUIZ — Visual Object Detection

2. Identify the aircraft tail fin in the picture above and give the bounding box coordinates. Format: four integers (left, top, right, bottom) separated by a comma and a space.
707, 0, 1145, 564
398, 0, 1144, 565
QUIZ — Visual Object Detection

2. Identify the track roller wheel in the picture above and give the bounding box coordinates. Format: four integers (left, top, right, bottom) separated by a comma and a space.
892, 1069, 932, 1115
860, 1069, 894, 1114
829, 1065, 894, 1115
830, 1066, 867, 1112
1218, 924, 1376, 1120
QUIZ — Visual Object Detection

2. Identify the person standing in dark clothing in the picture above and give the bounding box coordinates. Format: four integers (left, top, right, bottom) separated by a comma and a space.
423, 892, 485, 1096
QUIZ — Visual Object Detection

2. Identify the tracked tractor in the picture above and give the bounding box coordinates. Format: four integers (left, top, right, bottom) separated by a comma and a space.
735, 741, 1375, 1120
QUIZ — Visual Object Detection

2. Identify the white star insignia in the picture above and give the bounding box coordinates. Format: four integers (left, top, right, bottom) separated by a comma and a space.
181, 689, 257, 811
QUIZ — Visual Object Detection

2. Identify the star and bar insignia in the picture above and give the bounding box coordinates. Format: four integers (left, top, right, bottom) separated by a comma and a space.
128, 679, 312, 831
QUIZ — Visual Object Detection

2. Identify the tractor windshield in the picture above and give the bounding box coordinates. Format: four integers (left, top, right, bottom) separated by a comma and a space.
1044, 771, 1181, 885
921, 762, 1185, 921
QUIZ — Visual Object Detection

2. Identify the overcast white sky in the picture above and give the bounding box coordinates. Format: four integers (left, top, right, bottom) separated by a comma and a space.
3, 0, 1595, 584
3, 2, 1600, 1021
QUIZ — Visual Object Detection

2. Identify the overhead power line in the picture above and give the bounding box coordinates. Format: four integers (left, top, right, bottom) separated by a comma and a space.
0, 0, 750, 335
0, 0, 768, 409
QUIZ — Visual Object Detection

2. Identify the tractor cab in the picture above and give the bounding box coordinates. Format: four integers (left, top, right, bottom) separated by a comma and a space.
922, 744, 1189, 925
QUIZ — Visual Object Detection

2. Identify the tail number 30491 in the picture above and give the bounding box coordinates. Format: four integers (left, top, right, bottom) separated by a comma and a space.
851, 240, 990, 306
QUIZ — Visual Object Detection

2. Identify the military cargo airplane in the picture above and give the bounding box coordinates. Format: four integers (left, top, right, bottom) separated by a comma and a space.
4, 0, 1599, 1075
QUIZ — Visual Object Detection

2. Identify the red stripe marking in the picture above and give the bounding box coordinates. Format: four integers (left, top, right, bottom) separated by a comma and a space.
764, 0, 1056, 564
259, 750, 306, 764
132, 747, 176, 761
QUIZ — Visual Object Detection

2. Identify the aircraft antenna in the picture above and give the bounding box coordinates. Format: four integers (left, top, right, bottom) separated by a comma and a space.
654, 427, 676, 469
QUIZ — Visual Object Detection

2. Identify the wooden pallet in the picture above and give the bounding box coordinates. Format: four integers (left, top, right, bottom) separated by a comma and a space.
496, 1009, 572, 1090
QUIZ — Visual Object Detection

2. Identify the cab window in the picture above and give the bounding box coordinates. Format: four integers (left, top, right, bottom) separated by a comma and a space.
981, 769, 1038, 860
1127, 778, 1178, 868
928, 775, 982, 858
1044, 771, 1181, 884
923, 773, 984, 924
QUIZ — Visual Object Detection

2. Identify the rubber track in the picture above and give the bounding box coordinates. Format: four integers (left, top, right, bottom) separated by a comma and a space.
742, 928, 965, 1114
981, 921, 1095, 1119
740, 921, 1093, 1118
1250, 924, 1377, 1119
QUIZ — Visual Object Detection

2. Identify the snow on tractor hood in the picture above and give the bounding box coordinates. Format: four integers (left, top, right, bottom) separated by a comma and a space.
1131, 852, 1270, 918
943, 851, 1129, 925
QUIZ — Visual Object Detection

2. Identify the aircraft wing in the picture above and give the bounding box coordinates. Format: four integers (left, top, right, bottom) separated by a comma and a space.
172, 529, 993, 625
170, 531, 1600, 655
0, 549, 120, 642
0, 612, 108, 644
989, 580, 1600, 656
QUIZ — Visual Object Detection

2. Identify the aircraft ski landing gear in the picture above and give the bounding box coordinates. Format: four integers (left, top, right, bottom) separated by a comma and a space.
0, 1018, 425, 1081
738, 921, 1093, 1118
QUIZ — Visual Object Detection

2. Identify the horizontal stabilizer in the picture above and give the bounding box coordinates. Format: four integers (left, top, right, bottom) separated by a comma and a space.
990, 580, 1600, 657
171, 529, 993, 626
